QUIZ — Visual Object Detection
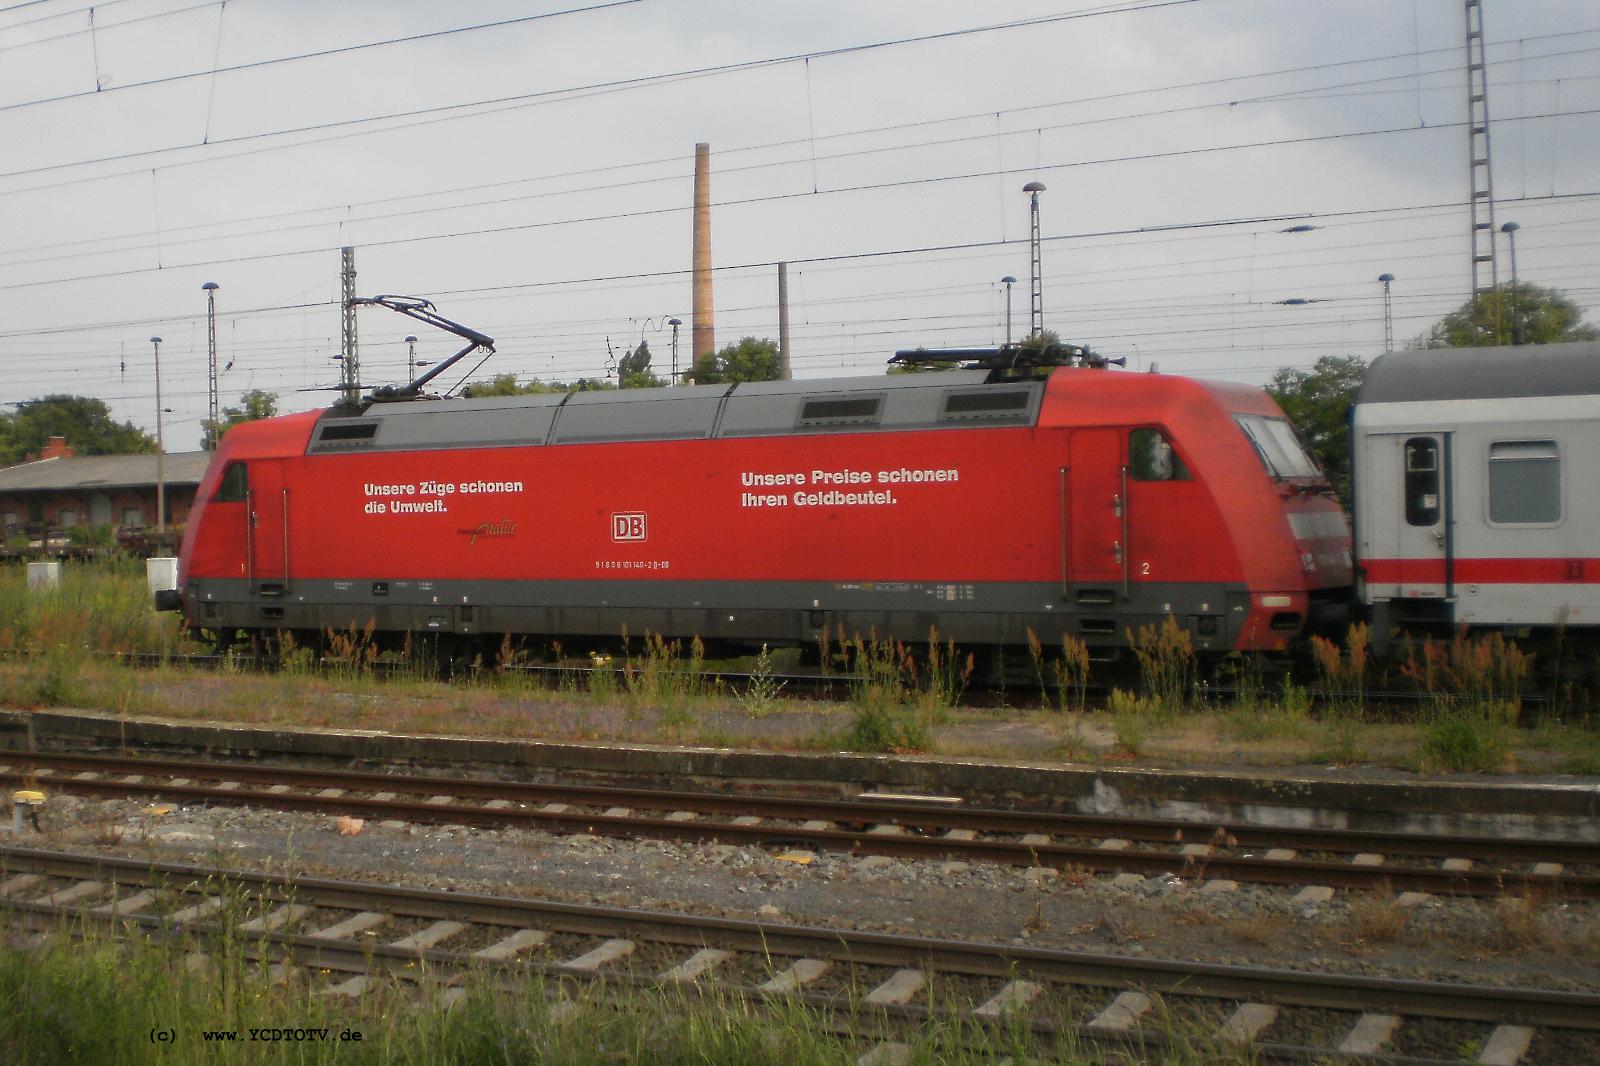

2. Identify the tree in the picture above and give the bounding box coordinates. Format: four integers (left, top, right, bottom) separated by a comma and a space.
616, 339, 665, 389
1, 395, 155, 465
202, 389, 280, 450
687, 336, 781, 385
1420, 282, 1599, 348
461, 373, 611, 397
1265, 355, 1365, 500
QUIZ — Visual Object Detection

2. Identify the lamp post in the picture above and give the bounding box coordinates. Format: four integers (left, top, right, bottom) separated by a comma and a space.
150, 336, 165, 535
1023, 182, 1046, 338
405, 335, 419, 379
1500, 222, 1521, 345
202, 282, 219, 448
1001, 275, 1017, 346
1378, 273, 1395, 353
668, 317, 682, 383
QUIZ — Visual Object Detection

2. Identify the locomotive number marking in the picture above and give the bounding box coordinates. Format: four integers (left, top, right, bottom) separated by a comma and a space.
1141, 562, 1151, 576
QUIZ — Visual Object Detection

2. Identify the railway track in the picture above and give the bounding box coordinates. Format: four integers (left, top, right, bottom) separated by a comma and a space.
0, 844, 1594, 1063
4, 751, 1595, 901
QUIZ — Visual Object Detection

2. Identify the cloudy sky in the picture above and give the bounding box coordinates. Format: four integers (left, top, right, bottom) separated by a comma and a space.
0, 0, 1595, 449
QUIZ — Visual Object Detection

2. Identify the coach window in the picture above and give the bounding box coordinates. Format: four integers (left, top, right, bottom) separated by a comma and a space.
1403, 437, 1440, 526
1489, 440, 1561, 525
214, 462, 249, 502
1130, 428, 1190, 481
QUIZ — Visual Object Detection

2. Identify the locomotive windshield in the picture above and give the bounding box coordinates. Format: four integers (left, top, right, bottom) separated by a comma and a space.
1234, 414, 1319, 479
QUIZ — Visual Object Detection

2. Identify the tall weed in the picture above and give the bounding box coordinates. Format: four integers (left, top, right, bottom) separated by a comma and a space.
1404, 632, 1529, 773
1311, 624, 1370, 762
1127, 616, 1194, 715
1026, 628, 1091, 714
842, 631, 932, 753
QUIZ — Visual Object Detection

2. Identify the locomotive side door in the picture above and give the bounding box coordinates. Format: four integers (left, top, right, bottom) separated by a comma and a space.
247, 461, 291, 596
1068, 429, 1127, 587
1364, 432, 1452, 600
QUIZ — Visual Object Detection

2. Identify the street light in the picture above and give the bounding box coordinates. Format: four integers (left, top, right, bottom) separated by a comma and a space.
405, 335, 419, 379
1023, 182, 1046, 338
1500, 222, 1521, 345
1000, 276, 1017, 346
202, 282, 220, 447
1378, 273, 1395, 353
668, 317, 683, 383
150, 336, 165, 535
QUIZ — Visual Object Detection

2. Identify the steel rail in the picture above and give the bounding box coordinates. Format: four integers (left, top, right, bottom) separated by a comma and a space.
4, 754, 1597, 898
10, 750, 1599, 863
2, 845, 1597, 1033
0, 902, 1471, 1066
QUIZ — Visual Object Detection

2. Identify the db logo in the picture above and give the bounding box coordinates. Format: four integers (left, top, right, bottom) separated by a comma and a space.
611, 512, 647, 542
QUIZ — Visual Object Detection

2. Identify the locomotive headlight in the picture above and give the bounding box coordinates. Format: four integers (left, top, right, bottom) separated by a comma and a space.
1300, 551, 1317, 573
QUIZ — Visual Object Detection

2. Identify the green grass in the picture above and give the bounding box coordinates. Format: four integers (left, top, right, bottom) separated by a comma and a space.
0, 557, 185, 661
4, 564, 1598, 776
0, 909, 1258, 1066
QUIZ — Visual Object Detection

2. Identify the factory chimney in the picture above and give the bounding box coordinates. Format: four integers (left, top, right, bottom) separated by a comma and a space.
692, 142, 715, 363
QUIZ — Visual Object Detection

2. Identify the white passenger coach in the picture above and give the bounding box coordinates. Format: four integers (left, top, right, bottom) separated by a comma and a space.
1352, 341, 1600, 646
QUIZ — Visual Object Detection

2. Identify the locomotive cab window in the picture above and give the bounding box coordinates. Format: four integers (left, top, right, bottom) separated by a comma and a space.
214, 461, 248, 502
1130, 428, 1190, 481
1235, 414, 1318, 479
1488, 440, 1560, 525
1403, 438, 1440, 526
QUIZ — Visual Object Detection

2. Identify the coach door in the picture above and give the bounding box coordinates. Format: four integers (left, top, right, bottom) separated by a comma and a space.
1365, 432, 1452, 599
248, 461, 291, 596
1068, 429, 1128, 590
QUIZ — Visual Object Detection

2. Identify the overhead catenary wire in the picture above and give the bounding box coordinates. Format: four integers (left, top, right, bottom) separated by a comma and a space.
1, 108, 1594, 299
1, 25, 1591, 198
0, 189, 1592, 348
1, 3, 1594, 439
7, 46, 1598, 268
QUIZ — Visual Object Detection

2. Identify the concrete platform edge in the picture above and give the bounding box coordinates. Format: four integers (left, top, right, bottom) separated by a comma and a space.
0, 707, 1595, 820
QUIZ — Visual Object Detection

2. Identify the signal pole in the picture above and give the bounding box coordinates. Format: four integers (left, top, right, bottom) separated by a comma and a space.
340, 246, 359, 402
1024, 182, 1046, 338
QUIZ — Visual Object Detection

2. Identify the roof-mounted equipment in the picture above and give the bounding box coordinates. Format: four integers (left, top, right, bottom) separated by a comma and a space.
349, 295, 496, 403
889, 341, 1125, 378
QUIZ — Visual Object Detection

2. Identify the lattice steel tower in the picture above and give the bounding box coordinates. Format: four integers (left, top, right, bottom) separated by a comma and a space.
1465, 0, 1500, 343
202, 282, 220, 446
1024, 181, 1046, 337
340, 246, 359, 401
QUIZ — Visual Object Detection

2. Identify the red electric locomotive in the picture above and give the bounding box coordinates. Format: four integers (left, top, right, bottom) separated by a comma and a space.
162, 309, 1351, 664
